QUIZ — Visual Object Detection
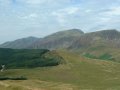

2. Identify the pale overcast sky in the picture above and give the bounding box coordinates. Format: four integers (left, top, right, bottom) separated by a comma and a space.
0, 0, 120, 43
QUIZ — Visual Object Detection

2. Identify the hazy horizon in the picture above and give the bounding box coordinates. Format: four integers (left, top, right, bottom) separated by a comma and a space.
1, 0, 120, 43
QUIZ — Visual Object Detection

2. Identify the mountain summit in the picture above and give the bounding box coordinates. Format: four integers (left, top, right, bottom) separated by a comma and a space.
69, 29, 120, 49
29, 29, 84, 49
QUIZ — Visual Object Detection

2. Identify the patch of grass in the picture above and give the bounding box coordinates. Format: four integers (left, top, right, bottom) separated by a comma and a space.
99, 53, 115, 60
83, 53, 97, 59
83, 53, 115, 61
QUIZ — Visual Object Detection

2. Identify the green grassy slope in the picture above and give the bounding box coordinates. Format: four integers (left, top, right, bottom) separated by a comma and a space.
74, 46, 120, 63
0, 50, 120, 90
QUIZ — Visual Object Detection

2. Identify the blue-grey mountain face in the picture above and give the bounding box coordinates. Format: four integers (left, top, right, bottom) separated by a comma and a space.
0, 37, 39, 49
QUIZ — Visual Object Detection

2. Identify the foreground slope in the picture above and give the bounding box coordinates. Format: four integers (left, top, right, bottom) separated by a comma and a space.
0, 51, 120, 90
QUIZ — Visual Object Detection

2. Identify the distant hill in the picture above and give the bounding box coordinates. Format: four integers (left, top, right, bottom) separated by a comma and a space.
0, 48, 64, 68
0, 29, 120, 51
68, 29, 120, 62
0, 29, 84, 49
29, 29, 84, 49
69, 29, 120, 49
0, 37, 39, 49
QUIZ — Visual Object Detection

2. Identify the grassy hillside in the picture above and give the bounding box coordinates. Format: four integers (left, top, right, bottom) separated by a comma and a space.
0, 50, 120, 90
72, 46, 120, 63
0, 48, 64, 68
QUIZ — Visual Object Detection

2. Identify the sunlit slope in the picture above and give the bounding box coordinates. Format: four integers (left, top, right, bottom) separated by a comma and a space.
0, 51, 120, 90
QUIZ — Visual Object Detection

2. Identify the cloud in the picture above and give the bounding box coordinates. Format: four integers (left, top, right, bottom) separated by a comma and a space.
104, 7, 120, 16
20, 13, 38, 19
99, 17, 111, 23
52, 7, 80, 24
0, 0, 11, 6
62, 7, 79, 15
62, 7, 80, 15
19, 0, 46, 5
85, 9, 92, 13
15, 0, 71, 7
0, 0, 46, 6
95, 6, 120, 25
52, 12, 65, 24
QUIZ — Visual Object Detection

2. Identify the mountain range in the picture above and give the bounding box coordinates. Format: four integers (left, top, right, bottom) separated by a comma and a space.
0, 29, 120, 50
1, 28, 120, 63
0, 29, 84, 49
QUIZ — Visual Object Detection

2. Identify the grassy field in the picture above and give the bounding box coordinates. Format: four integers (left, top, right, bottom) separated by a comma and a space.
0, 50, 120, 90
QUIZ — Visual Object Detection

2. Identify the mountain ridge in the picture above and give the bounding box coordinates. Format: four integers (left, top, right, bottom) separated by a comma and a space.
0, 29, 120, 50
0, 29, 84, 49
69, 29, 120, 49
29, 29, 84, 49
